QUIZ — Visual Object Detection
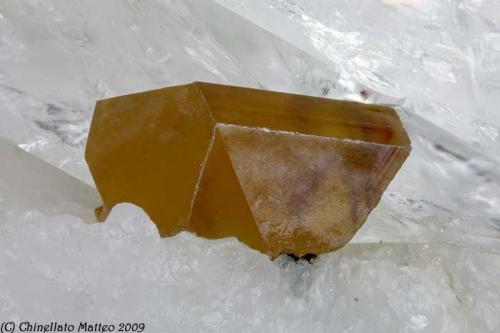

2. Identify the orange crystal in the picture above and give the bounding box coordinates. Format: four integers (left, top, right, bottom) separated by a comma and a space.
85, 82, 411, 258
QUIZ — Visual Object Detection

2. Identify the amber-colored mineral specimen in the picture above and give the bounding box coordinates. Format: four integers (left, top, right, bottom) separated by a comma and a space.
85, 82, 411, 258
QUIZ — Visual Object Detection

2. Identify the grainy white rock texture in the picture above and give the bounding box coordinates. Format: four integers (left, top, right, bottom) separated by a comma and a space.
1, 0, 499, 332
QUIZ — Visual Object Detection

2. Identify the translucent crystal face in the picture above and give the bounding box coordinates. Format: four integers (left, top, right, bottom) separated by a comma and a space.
85, 82, 410, 257
0, 138, 99, 221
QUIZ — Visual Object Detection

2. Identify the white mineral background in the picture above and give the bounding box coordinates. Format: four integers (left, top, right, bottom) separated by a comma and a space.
1, 0, 499, 332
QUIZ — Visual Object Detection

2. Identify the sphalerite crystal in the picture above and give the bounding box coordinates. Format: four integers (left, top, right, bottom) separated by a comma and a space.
85, 82, 411, 258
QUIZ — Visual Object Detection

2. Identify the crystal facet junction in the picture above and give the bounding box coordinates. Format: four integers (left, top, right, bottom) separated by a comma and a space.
85, 82, 411, 258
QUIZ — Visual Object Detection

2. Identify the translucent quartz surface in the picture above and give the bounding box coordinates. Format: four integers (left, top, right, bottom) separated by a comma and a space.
0, 204, 499, 332
0, 138, 99, 221
215, 0, 500, 158
1, 0, 500, 331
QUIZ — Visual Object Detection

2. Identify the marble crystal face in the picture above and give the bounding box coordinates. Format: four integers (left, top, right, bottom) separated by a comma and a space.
86, 82, 410, 257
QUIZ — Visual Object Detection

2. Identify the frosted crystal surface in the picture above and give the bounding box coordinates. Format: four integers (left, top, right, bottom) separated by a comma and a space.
1, 0, 500, 331
1, 204, 499, 332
